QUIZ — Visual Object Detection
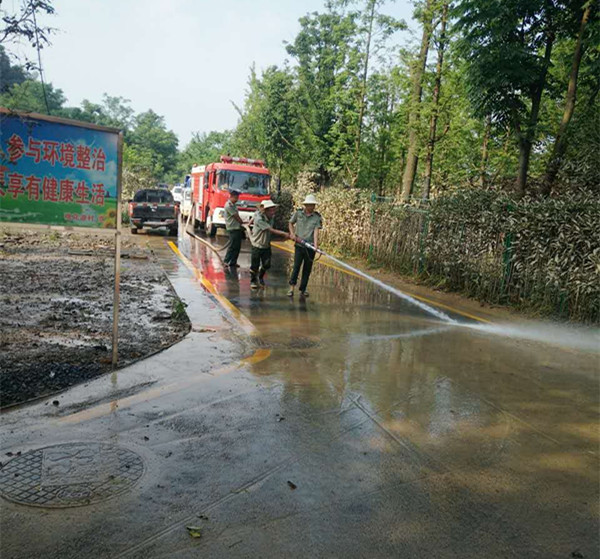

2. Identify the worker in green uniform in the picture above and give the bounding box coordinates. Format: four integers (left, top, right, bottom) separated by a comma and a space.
223, 189, 243, 268
249, 200, 292, 289
287, 194, 322, 298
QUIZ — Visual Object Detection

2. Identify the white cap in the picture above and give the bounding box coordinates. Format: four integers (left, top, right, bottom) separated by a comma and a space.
303, 194, 318, 205
261, 199, 278, 209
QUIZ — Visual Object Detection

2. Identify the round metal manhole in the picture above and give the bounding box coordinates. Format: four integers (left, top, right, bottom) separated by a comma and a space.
0, 442, 144, 508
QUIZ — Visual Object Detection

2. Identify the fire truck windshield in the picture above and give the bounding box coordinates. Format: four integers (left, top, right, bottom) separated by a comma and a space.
217, 170, 269, 195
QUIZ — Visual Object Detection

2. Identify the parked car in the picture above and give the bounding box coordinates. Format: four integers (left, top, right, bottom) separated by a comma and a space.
172, 185, 184, 204
128, 189, 179, 236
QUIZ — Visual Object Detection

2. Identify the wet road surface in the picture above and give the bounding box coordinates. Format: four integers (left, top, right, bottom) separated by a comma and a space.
1, 229, 598, 558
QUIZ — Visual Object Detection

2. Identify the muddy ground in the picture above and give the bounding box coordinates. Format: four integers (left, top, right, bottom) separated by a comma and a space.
0, 229, 190, 408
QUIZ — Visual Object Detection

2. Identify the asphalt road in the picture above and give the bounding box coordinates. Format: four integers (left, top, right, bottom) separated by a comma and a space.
1, 228, 598, 559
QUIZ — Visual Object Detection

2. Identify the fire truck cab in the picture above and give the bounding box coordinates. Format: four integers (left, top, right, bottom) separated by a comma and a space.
190, 156, 271, 236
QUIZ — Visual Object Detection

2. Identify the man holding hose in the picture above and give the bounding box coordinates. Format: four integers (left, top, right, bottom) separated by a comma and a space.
223, 189, 243, 268
249, 200, 293, 289
287, 194, 322, 298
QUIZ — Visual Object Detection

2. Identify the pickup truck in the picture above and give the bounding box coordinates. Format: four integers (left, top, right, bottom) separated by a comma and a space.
128, 189, 179, 236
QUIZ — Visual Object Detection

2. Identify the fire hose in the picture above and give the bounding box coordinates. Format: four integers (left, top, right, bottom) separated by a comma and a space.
295, 239, 324, 261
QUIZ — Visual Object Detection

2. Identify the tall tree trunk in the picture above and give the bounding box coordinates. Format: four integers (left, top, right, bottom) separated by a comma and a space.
479, 116, 491, 187
542, 3, 591, 196
399, 0, 434, 202
353, 0, 376, 187
515, 30, 554, 197
422, 2, 449, 200
376, 89, 390, 195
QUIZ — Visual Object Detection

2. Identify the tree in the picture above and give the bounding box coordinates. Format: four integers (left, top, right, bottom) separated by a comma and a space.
177, 130, 233, 176
422, 1, 449, 200
362, 70, 399, 194
122, 144, 161, 200
455, 0, 570, 197
1, 1, 56, 113
128, 110, 179, 179
0, 46, 29, 92
286, 7, 361, 185
339, 0, 405, 185
63, 95, 134, 130
0, 79, 65, 113
399, 0, 436, 201
231, 64, 301, 183
543, 1, 594, 195
478, 116, 491, 187
0, 0, 55, 55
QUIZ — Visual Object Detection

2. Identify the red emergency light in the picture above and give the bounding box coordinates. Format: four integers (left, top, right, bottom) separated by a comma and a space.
220, 155, 265, 167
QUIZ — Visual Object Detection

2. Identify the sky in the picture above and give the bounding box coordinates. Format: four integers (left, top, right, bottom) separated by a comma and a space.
8, 0, 417, 148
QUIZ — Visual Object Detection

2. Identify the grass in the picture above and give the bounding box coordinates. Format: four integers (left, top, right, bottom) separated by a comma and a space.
171, 298, 188, 321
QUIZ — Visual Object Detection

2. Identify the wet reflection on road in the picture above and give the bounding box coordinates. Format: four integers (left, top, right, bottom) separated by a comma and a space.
175, 233, 599, 460
1, 229, 597, 559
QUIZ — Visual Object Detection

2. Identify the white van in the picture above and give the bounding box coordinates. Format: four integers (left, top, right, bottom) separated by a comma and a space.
181, 187, 193, 219
172, 185, 184, 204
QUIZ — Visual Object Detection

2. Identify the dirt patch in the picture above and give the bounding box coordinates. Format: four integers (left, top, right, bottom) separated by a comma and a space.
0, 229, 190, 408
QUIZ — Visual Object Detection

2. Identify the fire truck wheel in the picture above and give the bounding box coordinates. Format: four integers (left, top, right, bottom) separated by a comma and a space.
131, 227, 138, 234
169, 225, 179, 237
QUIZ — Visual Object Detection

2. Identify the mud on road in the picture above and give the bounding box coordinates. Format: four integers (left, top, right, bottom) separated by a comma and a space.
0, 230, 190, 408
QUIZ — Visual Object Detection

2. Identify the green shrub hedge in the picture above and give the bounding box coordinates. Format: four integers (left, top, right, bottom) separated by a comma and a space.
278, 175, 599, 323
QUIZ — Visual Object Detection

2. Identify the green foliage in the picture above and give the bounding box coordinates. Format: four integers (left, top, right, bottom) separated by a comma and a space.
122, 144, 160, 200
129, 110, 178, 177
232, 65, 301, 180
177, 130, 233, 177
225, 0, 598, 199
63, 95, 134, 131
285, 8, 362, 183
0, 79, 66, 113
171, 298, 189, 322
0, 46, 29, 93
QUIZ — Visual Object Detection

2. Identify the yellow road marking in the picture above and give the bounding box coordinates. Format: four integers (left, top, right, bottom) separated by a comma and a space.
168, 241, 257, 335
272, 241, 491, 324
242, 348, 272, 364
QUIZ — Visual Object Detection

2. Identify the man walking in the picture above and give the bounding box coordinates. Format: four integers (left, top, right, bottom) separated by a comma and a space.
249, 200, 291, 289
223, 189, 243, 268
287, 194, 322, 298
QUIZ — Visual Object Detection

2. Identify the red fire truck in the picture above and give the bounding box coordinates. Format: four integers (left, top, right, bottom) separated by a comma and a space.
189, 156, 271, 236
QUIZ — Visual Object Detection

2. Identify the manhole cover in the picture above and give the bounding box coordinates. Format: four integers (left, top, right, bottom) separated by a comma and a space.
0, 442, 144, 508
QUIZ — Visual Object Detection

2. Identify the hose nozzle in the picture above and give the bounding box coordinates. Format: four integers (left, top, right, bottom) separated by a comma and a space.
299, 240, 325, 255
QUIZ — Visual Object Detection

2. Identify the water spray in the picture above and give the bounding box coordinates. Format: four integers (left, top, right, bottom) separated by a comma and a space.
297, 240, 455, 323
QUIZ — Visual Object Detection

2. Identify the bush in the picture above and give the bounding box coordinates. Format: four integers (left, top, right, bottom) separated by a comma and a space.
281, 182, 600, 323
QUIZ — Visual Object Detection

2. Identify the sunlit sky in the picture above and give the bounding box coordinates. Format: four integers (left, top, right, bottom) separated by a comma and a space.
9, 0, 416, 147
